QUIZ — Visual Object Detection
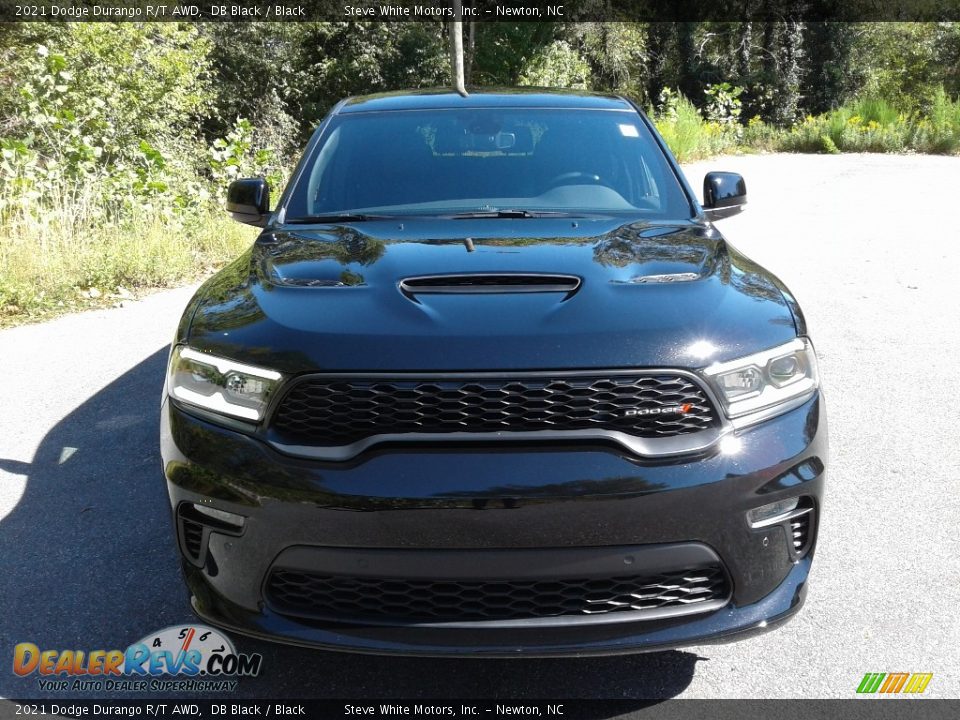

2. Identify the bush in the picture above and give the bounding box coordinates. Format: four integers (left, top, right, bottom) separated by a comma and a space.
852, 96, 900, 127
915, 88, 960, 154
653, 88, 740, 162
519, 40, 591, 89
651, 86, 960, 160
740, 116, 779, 152
0, 29, 289, 324
773, 91, 960, 155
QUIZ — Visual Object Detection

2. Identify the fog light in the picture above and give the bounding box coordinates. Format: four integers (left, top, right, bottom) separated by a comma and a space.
746, 497, 799, 528
193, 504, 245, 529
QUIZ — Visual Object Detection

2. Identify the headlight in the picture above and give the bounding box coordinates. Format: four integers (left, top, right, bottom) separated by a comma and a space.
701, 338, 818, 419
167, 346, 283, 421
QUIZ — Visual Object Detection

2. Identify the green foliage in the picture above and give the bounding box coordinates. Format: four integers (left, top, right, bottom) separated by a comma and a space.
803, 23, 860, 114
777, 92, 960, 155
704, 83, 743, 136
820, 134, 841, 154
738, 116, 780, 151
468, 23, 560, 86
208, 118, 286, 192
3, 20, 960, 324
519, 40, 591, 88
0, 25, 263, 323
653, 88, 740, 162
0, 25, 214, 219
856, 23, 940, 112
650, 85, 960, 160
296, 22, 449, 123
852, 97, 901, 127
573, 23, 647, 96
0, 198, 254, 323
654, 90, 704, 162
910, 88, 960, 154
202, 23, 302, 151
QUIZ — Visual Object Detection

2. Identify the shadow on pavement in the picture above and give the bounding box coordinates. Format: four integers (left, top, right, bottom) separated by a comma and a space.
0, 348, 701, 703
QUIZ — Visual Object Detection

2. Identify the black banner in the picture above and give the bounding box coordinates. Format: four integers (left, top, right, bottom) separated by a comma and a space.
3, 700, 960, 720
3, 0, 960, 23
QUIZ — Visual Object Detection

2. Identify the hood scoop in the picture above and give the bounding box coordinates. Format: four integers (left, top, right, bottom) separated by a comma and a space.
400, 273, 581, 295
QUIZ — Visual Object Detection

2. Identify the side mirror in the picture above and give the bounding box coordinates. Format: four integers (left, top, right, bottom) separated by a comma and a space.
226, 178, 270, 226
703, 172, 746, 220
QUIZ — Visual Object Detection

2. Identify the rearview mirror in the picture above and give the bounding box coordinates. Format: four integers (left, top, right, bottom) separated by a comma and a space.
226, 178, 270, 226
703, 172, 746, 220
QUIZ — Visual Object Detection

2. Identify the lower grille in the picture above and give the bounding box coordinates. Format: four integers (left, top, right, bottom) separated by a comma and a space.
176, 503, 244, 566
270, 372, 719, 447
265, 566, 730, 625
182, 521, 203, 559
177, 509, 205, 563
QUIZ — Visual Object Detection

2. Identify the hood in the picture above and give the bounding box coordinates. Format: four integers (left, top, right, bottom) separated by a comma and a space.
185, 218, 799, 373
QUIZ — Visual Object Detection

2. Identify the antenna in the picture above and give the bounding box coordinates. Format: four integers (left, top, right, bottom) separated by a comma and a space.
449, 1, 468, 97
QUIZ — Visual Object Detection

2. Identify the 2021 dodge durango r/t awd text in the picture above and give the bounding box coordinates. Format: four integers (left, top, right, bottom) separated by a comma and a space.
161, 89, 827, 656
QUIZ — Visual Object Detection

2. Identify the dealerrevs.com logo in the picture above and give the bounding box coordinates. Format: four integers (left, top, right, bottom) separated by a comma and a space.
13, 625, 262, 692
856, 672, 934, 695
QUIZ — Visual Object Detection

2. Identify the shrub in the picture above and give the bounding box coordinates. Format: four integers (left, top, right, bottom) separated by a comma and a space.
770, 91, 960, 155
918, 87, 960, 154
653, 88, 739, 162
0, 33, 289, 324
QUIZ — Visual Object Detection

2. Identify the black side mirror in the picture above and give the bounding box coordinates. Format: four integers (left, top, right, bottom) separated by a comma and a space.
703, 172, 746, 220
226, 178, 270, 226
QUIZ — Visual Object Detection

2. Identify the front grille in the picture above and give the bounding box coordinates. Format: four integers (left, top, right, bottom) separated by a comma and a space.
265, 566, 730, 624
270, 373, 719, 446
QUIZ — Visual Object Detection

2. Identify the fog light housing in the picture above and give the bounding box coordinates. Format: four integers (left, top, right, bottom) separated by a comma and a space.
193, 503, 245, 529
746, 497, 799, 528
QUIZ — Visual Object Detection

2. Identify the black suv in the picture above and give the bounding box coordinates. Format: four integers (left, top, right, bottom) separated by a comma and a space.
161, 89, 826, 656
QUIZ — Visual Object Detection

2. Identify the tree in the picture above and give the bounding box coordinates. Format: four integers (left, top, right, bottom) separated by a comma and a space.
803, 23, 858, 113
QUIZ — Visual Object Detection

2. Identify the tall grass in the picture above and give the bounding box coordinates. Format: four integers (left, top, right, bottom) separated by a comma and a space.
778, 93, 960, 155
653, 94, 740, 162
0, 188, 255, 323
650, 89, 960, 159
913, 87, 960, 154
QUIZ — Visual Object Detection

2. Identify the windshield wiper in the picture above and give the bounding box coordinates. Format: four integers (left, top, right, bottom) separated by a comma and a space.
285, 213, 386, 224
449, 209, 582, 219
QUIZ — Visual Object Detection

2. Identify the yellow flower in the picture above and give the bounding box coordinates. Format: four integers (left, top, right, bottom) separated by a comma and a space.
848, 115, 862, 126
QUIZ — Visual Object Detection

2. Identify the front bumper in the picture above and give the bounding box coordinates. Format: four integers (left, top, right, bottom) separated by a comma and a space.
161, 392, 827, 657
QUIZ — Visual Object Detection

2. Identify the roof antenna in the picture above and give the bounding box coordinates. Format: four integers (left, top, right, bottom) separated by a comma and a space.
449, 1, 468, 97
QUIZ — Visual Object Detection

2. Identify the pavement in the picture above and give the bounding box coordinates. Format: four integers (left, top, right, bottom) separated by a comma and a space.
0, 153, 958, 701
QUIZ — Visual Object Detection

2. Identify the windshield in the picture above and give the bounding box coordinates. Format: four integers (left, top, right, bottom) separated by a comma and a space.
284, 108, 692, 219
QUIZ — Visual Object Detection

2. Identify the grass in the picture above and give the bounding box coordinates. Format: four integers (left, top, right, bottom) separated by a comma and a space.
653, 94, 740, 162
652, 91, 960, 159
0, 190, 255, 326
776, 93, 960, 155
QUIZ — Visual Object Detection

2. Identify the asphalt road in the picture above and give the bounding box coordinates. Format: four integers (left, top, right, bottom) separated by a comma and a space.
1, 154, 958, 701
